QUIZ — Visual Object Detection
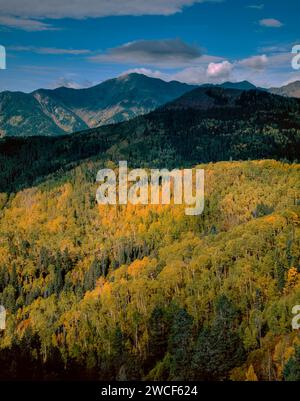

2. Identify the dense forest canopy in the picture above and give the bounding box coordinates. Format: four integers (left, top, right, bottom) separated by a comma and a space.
0, 87, 300, 381
0, 159, 299, 380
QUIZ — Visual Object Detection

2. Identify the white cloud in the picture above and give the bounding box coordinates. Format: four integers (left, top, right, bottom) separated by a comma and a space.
281, 73, 300, 86
121, 49, 294, 87
206, 61, 233, 79
125, 64, 227, 85
267, 52, 293, 68
238, 54, 268, 70
259, 18, 283, 28
121, 66, 208, 84
52, 77, 93, 89
258, 44, 291, 54
122, 68, 168, 80
0, 0, 220, 19
0, 16, 56, 31
173, 66, 207, 83
10, 46, 91, 55
247, 4, 264, 10
124, 66, 300, 89
123, 63, 227, 84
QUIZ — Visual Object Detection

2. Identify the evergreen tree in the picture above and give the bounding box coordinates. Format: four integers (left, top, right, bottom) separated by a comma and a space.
168, 307, 193, 380
192, 296, 245, 380
283, 346, 300, 381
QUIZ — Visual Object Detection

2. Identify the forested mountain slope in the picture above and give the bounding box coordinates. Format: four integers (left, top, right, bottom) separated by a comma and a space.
1, 84, 300, 381
1, 88, 299, 193
0, 74, 196, 137
0, 159, 299, 380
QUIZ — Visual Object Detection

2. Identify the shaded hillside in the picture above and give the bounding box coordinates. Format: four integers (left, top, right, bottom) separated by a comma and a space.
0, 74, 196, 137
2, 74, 300, 138
0, 91, 83, 137
35, 73, 197, 127
1, 88, 300, 193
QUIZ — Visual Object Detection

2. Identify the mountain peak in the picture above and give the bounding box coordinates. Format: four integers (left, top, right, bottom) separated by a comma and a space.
117, 72, 155, 82
0, 73, 196, 137
269, 80, 300, 98
117, 72, 140, 80
219, 81, 257, 90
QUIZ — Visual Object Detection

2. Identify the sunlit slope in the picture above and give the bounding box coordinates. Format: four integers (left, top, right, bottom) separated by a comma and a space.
0, 160, 299, 380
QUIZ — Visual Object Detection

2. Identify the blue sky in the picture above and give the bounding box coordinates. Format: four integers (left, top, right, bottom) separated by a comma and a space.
0, 0, 299, 92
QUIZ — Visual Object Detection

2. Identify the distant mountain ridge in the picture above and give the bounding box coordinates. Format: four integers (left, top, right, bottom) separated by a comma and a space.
220, 81, 259, 90
164, 86, 244, 110
269, 81, 300, 98
0, 74, 196, 137
1, 73, 300, 137
1, 86, 299, 193
201, 80, 257, 91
